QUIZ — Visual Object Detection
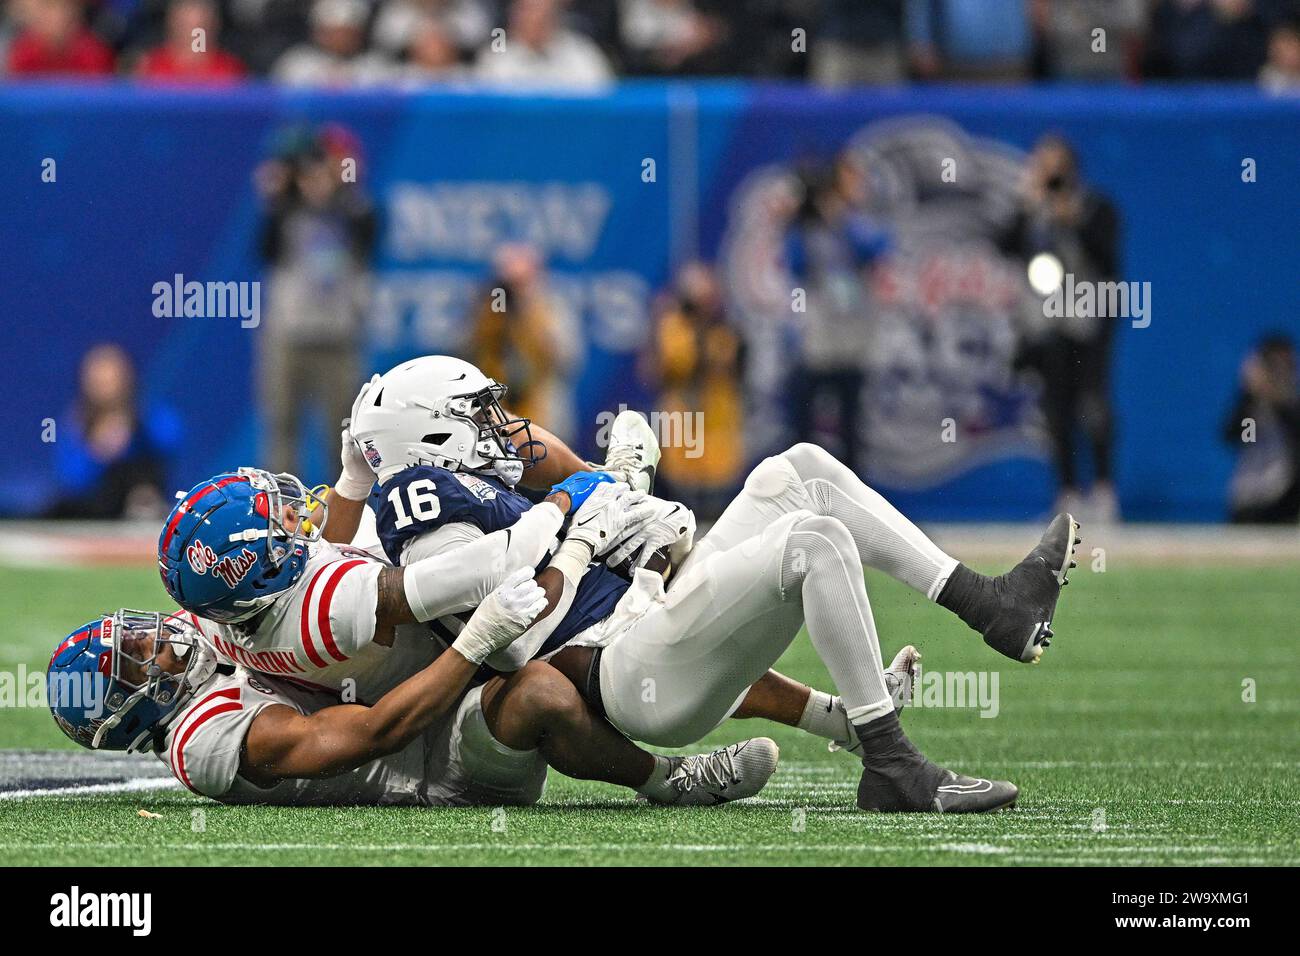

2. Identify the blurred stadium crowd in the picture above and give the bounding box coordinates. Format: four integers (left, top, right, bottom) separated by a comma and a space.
2, 0, 1300, 90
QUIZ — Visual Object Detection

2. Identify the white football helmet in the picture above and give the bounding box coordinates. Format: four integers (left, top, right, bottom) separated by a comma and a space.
348, 355, 544, 486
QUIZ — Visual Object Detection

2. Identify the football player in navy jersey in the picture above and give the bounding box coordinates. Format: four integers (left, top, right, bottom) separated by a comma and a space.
339, 355, 1082, 813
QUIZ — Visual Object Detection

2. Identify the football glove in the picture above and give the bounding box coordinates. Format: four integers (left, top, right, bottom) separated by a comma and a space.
451, 567, 549, 665
605, 497, 695, 571
564, 483, 658, 559
335, 376, 381, 500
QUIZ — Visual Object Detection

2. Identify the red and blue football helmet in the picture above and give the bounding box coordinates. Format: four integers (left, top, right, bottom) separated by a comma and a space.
157, 467, 327, 624
47, 610, 214, 752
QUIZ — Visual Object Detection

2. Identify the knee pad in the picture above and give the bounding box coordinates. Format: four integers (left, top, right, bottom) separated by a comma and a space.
743, 453, 801, 500
781, 442, 837, 479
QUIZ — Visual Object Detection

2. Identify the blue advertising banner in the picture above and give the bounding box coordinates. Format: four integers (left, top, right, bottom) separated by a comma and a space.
1, 82, 1296, 520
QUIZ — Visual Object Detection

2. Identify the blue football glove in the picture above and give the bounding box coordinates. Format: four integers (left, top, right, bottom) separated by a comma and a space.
550, 471, 616, 514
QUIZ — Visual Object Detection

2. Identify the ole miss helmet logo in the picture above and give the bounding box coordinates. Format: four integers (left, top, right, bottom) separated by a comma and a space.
186, 539, 217, 574
213, 548, 258, 588
186, 537, 258, 589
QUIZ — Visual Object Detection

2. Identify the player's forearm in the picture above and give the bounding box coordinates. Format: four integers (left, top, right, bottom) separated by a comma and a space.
518, 421, 591, 489
394, 501, 566, 624
360, 650, 479, 757
302, 652, 479, 775
319, 488, 367, 545
481, 564, 578, 671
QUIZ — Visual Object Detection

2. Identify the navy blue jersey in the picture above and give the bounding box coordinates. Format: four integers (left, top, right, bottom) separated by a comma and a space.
374, 465, 629, 657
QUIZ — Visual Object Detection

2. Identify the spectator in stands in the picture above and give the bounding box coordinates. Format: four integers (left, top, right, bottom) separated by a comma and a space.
1144, 0, 1276, 80
644, 260, 746, 519
907, 0, 1033, 81
134, 0, 246, 83
998, 133, 1121, 522
372, 0, 491, 58
1223, 335, 1300, 523
217, 0, 315, 76
46, 344, 181, 520
255, 125, 378, 477
274, 0, 394, 85
474, 0, 613, 89
618, 0, 729, 76
7, 0, 114, 76
784, 152, 890, 477
470, 242, 583, 443
811, 0, 907, 86
397, 13, 470, 82
1259, 15, 1300, 91
1029, 0, 1145, 80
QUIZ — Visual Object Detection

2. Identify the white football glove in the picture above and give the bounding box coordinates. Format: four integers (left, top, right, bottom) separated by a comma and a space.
564, 482, 658, 560
451, 567, 549, 665
335, 376, 381, 501
605, 497, 695, 571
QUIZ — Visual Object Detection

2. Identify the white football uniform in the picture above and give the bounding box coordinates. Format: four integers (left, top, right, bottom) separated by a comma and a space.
582, 445, 954, 746
194, 541, 436, 705
158, 663, 546, 807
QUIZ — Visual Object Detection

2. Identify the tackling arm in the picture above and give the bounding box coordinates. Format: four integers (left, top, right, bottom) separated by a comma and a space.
242, 567, 548, 783
374, 492, 572, 628
240, 650, 479, 782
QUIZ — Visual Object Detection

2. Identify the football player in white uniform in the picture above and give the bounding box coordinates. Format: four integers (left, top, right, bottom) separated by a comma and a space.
49, 584, 779, 807
149, 467, 779, 805
345, 356, 1081, 813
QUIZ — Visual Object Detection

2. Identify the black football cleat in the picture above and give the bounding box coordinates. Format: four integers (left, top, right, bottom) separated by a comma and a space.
978, 513, 1080, 664
854, 713, 1018, 814
931, 772, 1019, 813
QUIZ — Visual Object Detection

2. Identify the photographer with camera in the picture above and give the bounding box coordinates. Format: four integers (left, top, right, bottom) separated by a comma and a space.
1000, 133, 1122, 522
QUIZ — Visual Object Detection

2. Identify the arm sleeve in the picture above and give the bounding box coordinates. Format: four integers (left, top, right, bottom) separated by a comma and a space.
401, 502, 564, 622
297, 559, 384, 663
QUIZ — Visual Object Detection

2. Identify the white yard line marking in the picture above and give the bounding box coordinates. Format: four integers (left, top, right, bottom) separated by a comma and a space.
0, 778, 182, 801
0, 841, 1289, 862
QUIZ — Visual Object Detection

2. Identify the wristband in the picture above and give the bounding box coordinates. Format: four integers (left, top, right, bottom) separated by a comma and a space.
548, 537, 594, 588
334, 471, 374, 502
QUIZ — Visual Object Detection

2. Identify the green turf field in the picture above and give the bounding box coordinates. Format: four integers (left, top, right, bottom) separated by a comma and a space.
1, 556, 1297, 866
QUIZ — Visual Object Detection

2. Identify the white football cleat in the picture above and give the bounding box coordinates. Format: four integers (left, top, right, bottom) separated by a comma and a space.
594, 409, 660, 494
644, 738, 779, 806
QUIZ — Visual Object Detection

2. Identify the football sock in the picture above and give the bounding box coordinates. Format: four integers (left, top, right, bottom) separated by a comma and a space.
935, 562, 999, 633
854, 711, 947, 811
782, 517, 893, 724
783, 445, 959, 599
634, 755, 676, 801
797, 689, 854, 742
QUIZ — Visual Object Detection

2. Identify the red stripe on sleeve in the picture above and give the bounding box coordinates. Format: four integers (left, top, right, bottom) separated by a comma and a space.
316, 560, 367, 663
173, 701, 244, 794
168, 687, 241, 789
298, 565, 333, 669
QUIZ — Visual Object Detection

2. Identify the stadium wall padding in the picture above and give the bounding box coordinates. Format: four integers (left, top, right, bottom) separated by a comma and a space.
1, 82, 1297, 521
